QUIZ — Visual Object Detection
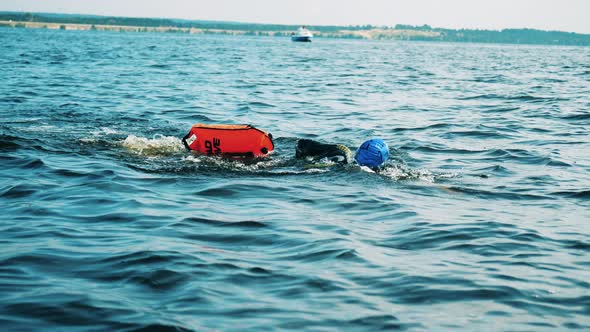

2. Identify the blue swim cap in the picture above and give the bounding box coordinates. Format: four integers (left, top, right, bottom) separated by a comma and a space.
355, 138, 389, 168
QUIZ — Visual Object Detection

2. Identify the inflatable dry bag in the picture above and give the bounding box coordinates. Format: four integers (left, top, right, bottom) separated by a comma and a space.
182, 124, 274, 158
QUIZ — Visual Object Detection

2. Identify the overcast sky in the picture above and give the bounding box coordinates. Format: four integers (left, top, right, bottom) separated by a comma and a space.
1, 0, 589, 34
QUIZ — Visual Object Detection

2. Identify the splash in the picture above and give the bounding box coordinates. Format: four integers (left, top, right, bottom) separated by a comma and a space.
122, 134, 185, 156
380, 164, 440, 182
181, 154, 330, 175
182, 153, 283, 171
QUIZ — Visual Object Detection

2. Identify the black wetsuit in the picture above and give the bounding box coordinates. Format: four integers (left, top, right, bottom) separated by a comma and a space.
295, 139, 353, 164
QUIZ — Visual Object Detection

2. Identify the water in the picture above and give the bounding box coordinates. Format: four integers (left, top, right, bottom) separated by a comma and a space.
1, 27, 589, 331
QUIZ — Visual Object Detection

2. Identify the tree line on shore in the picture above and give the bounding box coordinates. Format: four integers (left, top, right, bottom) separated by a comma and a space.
2, 12, 589, 46
393, 24, 590, 45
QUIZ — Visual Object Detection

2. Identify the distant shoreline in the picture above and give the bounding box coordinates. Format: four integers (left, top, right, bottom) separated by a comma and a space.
2, 11, 590, 46
0, 20, 251, 35
0, 20, 448, 40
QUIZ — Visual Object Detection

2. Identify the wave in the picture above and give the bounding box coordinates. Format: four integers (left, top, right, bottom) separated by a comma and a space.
459, 93, 567, 103
440, 130, 514, 139
561, 113, 590, 120
393, 123, 453, 132
181, 217, 268, 229
0, 96, 27, 103
148, 63, 171, 69
0, 135, 26, 152
247, 101, 276, 108
442, 186, 552, 200
470, 74, 506, 83
1, 184, 38, 199
551, 190, 590, 199
469, 149, 572, 167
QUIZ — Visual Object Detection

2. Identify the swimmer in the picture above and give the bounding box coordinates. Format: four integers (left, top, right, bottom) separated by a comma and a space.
180, 123, 390, 169
295, 138, 389, 170
296, 139, 353, 164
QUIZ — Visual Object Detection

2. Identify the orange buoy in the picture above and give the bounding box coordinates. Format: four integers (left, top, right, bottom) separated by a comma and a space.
182, 124, 274, 158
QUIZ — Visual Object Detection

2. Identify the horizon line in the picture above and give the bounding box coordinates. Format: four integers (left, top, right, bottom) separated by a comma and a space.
2, 10, 588, 35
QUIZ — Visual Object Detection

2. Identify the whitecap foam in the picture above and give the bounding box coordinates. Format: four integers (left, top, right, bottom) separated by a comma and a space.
79, 137, 98, 143
80, 127, 121, 143
94, 127, 120, 136
21, 124, 64, 133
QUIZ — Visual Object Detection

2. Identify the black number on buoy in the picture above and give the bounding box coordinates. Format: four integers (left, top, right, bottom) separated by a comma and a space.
205, 140, 212, 154
213, 138, 221, 154
205, 138, 222, 155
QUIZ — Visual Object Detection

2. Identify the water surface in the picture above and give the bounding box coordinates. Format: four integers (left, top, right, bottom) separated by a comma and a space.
1, 28, 589, 331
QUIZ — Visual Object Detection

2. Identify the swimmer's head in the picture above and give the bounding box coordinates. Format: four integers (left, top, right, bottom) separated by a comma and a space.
355, 138, 389, 168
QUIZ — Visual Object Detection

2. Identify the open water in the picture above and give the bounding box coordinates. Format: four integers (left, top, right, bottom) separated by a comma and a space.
1, 27, 589, 331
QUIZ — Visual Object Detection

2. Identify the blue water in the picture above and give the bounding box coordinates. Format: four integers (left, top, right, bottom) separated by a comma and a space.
1, 27, 590, 331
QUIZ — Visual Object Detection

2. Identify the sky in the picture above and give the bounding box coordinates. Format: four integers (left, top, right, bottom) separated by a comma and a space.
1, 0, 589, 34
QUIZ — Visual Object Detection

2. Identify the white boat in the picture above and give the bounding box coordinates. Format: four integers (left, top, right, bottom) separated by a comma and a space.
291, 26, 313, 42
